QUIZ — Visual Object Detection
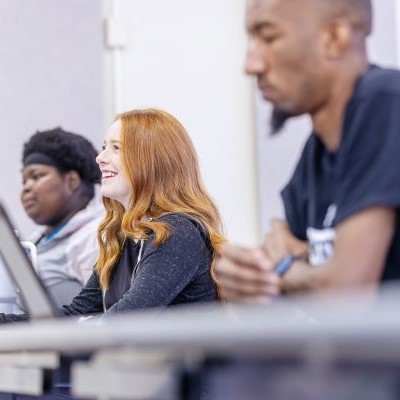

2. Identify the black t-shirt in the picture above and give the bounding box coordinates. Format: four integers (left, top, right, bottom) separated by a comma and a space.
104, 239, 140, 309
281, 65, 400, 281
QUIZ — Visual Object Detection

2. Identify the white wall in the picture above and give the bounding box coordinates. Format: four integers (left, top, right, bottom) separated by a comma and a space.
256, 0, 400, 236
396, 0, 400, 64
105, 0, 259, 245
368, 0, 399, 68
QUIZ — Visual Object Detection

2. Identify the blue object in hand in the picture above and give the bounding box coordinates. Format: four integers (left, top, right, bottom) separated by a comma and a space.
274, 255, 299, 276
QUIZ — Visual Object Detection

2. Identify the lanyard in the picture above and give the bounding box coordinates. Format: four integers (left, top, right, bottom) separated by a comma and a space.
43, 221, 69, 242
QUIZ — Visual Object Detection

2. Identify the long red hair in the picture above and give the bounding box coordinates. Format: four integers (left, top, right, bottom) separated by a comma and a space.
96, 109, 224, 289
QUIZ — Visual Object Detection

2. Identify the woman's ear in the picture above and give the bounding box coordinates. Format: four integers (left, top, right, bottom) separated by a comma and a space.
66, 171, 82, 192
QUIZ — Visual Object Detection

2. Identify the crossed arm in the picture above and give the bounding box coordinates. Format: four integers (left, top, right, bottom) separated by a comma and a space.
216, 207, 395, 301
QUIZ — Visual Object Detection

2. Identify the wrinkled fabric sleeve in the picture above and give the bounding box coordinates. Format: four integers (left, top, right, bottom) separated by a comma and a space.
61, 272, 104, 316
335, 92, 400, 224
0, 312, 29, 324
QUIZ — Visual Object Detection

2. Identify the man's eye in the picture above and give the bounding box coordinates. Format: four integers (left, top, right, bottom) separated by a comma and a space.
263, 36, 278, 44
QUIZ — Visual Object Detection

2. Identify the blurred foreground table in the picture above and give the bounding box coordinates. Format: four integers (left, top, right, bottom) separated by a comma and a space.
0, 287, 400, 399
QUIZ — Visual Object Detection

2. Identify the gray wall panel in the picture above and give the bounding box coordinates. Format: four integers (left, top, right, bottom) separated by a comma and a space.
0, 0, 104, 236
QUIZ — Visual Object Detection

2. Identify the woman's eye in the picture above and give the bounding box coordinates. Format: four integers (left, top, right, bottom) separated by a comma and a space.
101, 144, 106, 151
22, 171, 46, 184
25, 173, 44, 182
113, 144, 120, 151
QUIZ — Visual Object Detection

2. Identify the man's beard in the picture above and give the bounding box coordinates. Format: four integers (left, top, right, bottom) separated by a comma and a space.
270, 107, 294, 136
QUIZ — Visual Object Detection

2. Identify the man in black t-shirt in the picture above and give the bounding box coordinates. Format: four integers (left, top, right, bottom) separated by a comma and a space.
216, 0, 400, 299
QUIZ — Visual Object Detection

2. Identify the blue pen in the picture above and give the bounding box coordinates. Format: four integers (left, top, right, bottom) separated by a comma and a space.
274, 255, 299, 276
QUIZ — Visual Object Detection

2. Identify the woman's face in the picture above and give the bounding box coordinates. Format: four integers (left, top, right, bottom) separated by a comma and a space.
96, 120, 131, 209
21, 164, 75, 226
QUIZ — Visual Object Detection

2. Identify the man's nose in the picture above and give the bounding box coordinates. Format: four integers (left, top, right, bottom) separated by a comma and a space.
245, 39, 267, 76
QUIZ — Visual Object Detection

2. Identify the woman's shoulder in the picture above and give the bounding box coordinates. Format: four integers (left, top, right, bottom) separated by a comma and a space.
156, 213, 206, 238
146, 213, 211, 253
141, 213, 212, 262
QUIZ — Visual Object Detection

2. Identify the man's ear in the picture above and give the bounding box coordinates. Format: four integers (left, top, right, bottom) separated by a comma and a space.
66, 171, 82, 191
322, 19, 352, 59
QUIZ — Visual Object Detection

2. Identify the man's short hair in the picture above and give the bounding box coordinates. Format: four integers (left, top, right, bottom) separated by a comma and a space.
22, 127, 101, 185
316, 0, 372, 35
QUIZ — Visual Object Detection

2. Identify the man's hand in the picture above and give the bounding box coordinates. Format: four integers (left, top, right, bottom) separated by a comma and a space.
263, 219, 308, 265
215, 243, 281, 302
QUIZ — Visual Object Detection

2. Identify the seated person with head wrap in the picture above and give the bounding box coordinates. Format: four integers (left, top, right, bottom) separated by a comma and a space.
20, 127, 104, 307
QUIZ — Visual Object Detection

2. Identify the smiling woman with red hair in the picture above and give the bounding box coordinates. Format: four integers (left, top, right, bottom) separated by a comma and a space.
92, 109, 225, 312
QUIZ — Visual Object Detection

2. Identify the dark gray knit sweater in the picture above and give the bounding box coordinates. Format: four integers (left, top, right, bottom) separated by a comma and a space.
0, 213, 217, 323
